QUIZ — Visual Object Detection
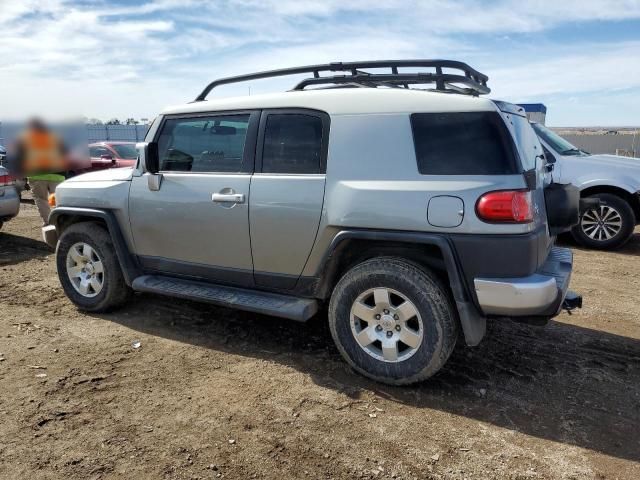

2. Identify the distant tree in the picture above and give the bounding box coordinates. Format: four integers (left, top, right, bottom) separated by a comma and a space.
125, 118, 139, 125
87, 118, 103, 125
106, 118, 121, 125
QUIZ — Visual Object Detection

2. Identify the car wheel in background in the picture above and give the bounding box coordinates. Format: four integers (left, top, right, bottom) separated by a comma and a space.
572, 193, 635, 250
56, 222, 131, 312
328, 257, 458, 385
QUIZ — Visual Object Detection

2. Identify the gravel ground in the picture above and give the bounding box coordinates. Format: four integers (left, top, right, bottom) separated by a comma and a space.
0, 198, 639, 480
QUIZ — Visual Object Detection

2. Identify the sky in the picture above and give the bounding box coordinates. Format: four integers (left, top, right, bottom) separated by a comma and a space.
0, 0, 639, 126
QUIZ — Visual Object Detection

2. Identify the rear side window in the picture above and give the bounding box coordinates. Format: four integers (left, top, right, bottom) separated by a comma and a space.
410, 112, 519, 175
262, 114, 323, 174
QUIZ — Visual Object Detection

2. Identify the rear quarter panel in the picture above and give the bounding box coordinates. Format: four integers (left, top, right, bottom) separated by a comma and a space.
302, 113, 535, 276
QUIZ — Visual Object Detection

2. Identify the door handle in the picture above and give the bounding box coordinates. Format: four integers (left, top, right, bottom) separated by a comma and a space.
212, 192, 245, 203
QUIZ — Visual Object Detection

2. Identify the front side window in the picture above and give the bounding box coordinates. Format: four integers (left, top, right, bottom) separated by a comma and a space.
157, 115, 250, 172
410, 112, 519, 175
262, 114, 323, 174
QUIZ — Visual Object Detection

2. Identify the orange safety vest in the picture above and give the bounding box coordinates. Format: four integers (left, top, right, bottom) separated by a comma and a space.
21, 130, 65, 174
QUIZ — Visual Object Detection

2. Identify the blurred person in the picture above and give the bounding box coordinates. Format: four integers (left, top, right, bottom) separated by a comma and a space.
11, 118, 68, 225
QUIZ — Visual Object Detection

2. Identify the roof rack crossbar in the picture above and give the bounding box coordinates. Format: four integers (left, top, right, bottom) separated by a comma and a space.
292, 73, 490, 95
194, 60, 489, 101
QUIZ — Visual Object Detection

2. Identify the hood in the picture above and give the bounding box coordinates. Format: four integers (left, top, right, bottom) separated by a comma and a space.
66, 167, 134, 182
584, 153, 640, 168
566, 153, 640, 192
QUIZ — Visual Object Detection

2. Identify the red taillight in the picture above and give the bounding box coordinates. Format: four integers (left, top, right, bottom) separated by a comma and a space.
476, 190, 533, 223
0, 174, 14, 187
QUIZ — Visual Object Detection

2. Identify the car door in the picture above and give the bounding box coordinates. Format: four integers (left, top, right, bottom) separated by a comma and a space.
129, 111, 259, 287
249, 109, 329, 289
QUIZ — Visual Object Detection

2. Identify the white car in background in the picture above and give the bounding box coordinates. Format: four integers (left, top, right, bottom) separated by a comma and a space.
533, 122, 640, 250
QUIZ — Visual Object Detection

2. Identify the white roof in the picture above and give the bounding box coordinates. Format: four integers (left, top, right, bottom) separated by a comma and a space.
162, 88, 497, 117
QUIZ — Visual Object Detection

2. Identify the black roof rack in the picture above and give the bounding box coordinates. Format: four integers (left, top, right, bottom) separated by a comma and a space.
194, 60, 490, 102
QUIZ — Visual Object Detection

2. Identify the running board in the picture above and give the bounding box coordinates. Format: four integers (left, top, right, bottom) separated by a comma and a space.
131, 275, 319, 322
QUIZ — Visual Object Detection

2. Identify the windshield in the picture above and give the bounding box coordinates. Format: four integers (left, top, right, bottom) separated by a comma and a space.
531, 123, 589, 156
111, 144, 138, 160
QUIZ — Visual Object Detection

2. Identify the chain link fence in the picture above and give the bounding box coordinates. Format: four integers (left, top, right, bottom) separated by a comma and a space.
0, 123, 149, 146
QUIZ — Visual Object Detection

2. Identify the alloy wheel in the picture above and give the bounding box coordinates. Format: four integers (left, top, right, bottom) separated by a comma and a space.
350, 287, 424, 363
66, 242, 105, 298
581, 205, 622, 242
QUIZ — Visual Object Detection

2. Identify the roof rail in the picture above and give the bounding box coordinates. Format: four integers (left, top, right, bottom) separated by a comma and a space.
194, 60, 490, 102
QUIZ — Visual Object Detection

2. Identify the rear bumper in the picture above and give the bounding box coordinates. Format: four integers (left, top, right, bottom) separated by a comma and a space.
0, 186, 20, 220
474, 246, 573, 317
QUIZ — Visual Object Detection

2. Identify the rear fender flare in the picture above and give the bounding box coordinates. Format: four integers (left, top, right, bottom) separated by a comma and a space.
316, 230, 486, 346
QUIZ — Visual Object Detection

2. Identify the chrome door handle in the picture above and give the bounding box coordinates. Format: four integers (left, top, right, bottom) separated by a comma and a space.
212, 192, 245, 203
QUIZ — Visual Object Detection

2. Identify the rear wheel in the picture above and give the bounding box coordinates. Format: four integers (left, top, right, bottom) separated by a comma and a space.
572, 193, 635, 250
56, 222, 131, 312
328, 257, 458, 385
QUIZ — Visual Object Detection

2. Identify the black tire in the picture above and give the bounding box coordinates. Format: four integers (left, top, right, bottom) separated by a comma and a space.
328, 257, 458, 385
56, 222, 131, 312
571, 193, 636, 250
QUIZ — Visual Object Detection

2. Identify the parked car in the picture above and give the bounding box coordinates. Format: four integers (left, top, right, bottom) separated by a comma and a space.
0, 165, 20, 230
88, 142, 138, 171
42, 60, 581, 385
0, 144, 27, 195
532, 122, 640, 249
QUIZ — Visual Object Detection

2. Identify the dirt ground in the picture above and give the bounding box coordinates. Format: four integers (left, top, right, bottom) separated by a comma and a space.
0, 198, 638, 480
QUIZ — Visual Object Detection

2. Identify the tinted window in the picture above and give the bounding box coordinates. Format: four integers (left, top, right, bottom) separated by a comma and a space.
262, 114, 323, 174
157, 115, 250, 172
90, 146, 111, 158
410, 112, 519, 175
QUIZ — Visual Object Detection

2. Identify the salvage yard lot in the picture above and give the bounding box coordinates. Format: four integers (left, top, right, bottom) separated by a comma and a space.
1, 199, 639, 480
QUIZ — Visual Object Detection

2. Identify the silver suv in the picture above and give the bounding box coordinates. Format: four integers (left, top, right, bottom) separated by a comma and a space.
43, 61, 581, 384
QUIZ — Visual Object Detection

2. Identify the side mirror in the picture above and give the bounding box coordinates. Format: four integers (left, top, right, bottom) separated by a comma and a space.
100, 154, 114, 161
144, 142, 160, 174
140, 142, 162, 191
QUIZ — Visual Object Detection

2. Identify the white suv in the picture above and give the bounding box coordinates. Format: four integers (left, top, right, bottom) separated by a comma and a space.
533, 122, 640, 249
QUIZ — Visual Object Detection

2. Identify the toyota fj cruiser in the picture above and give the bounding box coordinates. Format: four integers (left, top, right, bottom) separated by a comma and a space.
43, 60, 581, 384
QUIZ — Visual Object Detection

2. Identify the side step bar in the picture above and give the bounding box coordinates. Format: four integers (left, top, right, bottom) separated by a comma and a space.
131, 275, 319, 322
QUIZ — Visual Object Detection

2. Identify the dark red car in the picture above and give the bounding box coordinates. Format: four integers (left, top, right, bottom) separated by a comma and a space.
88, 142, 138, 170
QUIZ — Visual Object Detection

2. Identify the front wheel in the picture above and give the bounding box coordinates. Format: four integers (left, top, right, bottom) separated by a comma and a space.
56, 222, 131, 312
572, 193, 635, 250
328, 257, 458, 385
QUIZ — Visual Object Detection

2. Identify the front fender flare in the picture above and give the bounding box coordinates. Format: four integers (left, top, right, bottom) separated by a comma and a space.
49, 207, 140, 286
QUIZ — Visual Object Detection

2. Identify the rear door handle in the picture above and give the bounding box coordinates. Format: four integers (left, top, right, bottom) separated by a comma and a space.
212, 192, 245, 203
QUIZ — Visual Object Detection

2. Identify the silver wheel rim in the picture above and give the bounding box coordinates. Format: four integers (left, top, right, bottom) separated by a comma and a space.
66, 242, 105, 298
350, 287, 424, 363
581, 205, 622, 242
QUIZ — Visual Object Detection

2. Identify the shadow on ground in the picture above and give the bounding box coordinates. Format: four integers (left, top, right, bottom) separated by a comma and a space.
97, 293, 640, 464
0, 232, 51, 266
558, 230, 640, 256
